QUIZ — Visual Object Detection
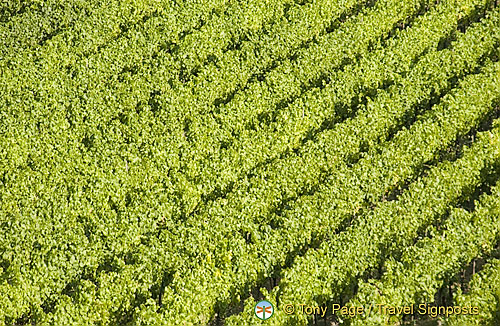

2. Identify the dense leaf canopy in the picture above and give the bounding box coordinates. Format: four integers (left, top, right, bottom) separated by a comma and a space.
1, 0, 499, 325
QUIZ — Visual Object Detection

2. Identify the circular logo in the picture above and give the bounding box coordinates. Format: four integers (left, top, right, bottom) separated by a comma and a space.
255, 300, 274, 320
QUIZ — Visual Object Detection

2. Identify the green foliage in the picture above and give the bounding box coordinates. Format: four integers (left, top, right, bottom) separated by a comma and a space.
348, 180, 500, 325
1, 0, 500, 325
226, 57, 500, 326
444, 259, 500, 325
166, 7, 500, 324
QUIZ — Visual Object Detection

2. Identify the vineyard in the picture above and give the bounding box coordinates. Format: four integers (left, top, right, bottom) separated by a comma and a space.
1, 0, 500, 325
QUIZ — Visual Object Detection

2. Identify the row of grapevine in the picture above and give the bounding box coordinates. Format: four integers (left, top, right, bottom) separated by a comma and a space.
0, 0, 464, 252
174, 2, 500, 302
1, 0, 368, 222
0, 0, 239, 120
60, 0, 436, 237
143, 27, 500, 326
0, 0, 360, 114
177, 0, 499, 219
167, 0, 439, 214
0, 0, 372, 322
2, 1, 500, 325
223, 59, 500, 325
1, 0, 165, 62
0, 0, 366, 231
0, 0, 93, 56
0, 0, 294, 313
444, 258, 500, 325
0, 2, 430, 321
172, 0, 371, 82
2, 2, 480, 324
143, 9, 499, 324
145, 0, 500, 223
348, 178, 500, 325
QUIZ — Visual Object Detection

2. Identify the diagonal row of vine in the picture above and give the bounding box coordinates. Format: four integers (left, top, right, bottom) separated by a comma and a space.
1, 0, 500, 325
